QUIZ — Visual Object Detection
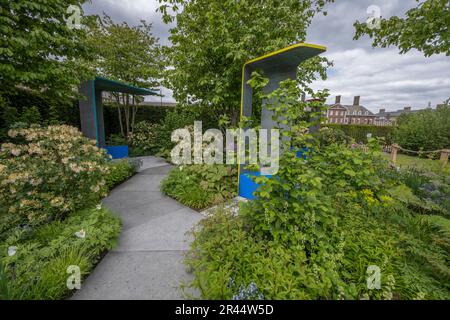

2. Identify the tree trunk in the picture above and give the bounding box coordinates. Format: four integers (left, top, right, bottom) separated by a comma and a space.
124, 94, 130, 140
115, 93, 125, 138
131, 95, 139, 132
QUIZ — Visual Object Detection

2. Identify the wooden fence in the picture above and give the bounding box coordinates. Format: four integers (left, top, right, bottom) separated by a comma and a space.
389, 144, 449, 167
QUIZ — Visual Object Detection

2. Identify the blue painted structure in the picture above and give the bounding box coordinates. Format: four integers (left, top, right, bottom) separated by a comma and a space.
237, 43, 326, 200
79, 77, 158, 148
238, 148, 310, 199
104, 145, 129, 159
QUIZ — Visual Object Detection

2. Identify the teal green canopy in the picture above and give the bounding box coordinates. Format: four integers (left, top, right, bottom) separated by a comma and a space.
79, 77, 158, 146
94, 77, 158, 96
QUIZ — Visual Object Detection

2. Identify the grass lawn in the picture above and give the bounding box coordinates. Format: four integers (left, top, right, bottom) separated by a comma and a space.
383, 152, 449, 172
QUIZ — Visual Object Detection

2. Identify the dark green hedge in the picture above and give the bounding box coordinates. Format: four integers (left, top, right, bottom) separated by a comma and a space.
325, 124, 394, 144
102, 103, 171, 138
0, 88, 174, 142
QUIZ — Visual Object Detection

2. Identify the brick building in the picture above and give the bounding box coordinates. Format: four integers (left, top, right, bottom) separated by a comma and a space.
326, 96, 376, 125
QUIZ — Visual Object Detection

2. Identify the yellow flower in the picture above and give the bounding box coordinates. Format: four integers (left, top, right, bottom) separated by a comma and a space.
50, 197, 64, 207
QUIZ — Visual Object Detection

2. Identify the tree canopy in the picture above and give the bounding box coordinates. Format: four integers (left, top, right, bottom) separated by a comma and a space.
354, 0, 450, 57
86, 15, 163, 89
85, 14, 163, 138
0, 0, 93, 103
158, 0, 334, 124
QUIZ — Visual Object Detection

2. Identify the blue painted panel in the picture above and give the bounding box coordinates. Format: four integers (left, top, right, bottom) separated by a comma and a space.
239, 171, 272, 200
239, 148, 311, 200
104, 145, 129, 159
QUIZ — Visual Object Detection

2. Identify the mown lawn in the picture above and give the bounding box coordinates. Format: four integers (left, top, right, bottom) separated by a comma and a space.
383, 153, 449, 172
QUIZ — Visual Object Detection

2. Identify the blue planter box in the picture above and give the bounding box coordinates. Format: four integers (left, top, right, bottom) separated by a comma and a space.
238, 148, 310, 200
104, 145, 129, 159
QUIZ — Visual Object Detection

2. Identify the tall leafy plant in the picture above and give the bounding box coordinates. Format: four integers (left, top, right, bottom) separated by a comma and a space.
85, 15, 163, 139
158, 0, 334, 125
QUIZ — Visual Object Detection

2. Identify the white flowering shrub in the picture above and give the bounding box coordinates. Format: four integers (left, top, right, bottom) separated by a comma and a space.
129, 121, 159, 155
0, 125, 110, 227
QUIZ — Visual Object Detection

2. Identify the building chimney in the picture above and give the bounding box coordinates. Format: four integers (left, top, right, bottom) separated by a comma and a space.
404, 106, 411, 112
379, 108, 385, 114
353, 96, 360, 106
335, 95, 341, 104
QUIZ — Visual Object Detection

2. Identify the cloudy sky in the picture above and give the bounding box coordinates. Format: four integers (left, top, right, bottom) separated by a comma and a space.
83, 0, 450, 113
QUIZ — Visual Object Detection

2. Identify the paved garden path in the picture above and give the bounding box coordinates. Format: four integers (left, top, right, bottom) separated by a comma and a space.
72, 156, 203, 300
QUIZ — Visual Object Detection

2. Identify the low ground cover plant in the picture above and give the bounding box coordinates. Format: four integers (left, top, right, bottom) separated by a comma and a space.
0, 207, 121, 299
105, 158, 142, 190
161, 164, 237, 210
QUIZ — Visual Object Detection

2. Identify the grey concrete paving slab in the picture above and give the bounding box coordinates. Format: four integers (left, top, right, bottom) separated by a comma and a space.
102, 191, 165, 212
72, 251, 193, 300
113, 197, 186, 230
114, 207, 202, 252
135, 156, 170, 172
140, 164, 174, 176
71, 156, 202, 300
113, 174, 166, 192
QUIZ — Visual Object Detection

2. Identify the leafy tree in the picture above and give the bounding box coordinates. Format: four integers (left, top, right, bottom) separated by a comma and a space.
86, 15, 163, 139
158, 0, 334, 125
0, 0, 94, 103
354, 0, 450, 57
394, 106, 450, 151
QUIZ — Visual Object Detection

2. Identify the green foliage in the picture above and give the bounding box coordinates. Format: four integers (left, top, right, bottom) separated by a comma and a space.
0, 207, 121, 300
354, 0, 450, 57
186, 209, 345, 299
129, 121, 160, 156
326, 124, 394, 144
0, 1, 94, 104
158, 0, 333, 124
0, 125, 109, 230
105, 159, 141, 190
394, 106, 450, 152
185, 75, 450, 300
107, 133, 128, 146
155, 106, 217, 159
19, 106, 41, 125
390, 166, 450, 215
187, 144, 450, 299
314, 126, 352, 147
161, 165, 237, 210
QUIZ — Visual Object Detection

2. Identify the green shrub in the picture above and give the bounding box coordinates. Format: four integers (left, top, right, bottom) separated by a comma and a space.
0, 125, 110, 230
156, 105, 217, 158
19, 106, 42, 125
186, 209, 336, 300
394, 106, 450, 152
161, 164, 237, 210
105, 158, 141, 190
326, 124, 394, 144
129, 121, 159, 156
184, 77, 449, 300
314, 126, 352, 147
106, 133, 128, 146
186, 146, 450, 299
0, 207, 121, 300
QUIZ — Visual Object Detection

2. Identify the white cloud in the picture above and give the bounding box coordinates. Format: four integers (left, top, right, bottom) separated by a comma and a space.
84, 0, 450, 109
